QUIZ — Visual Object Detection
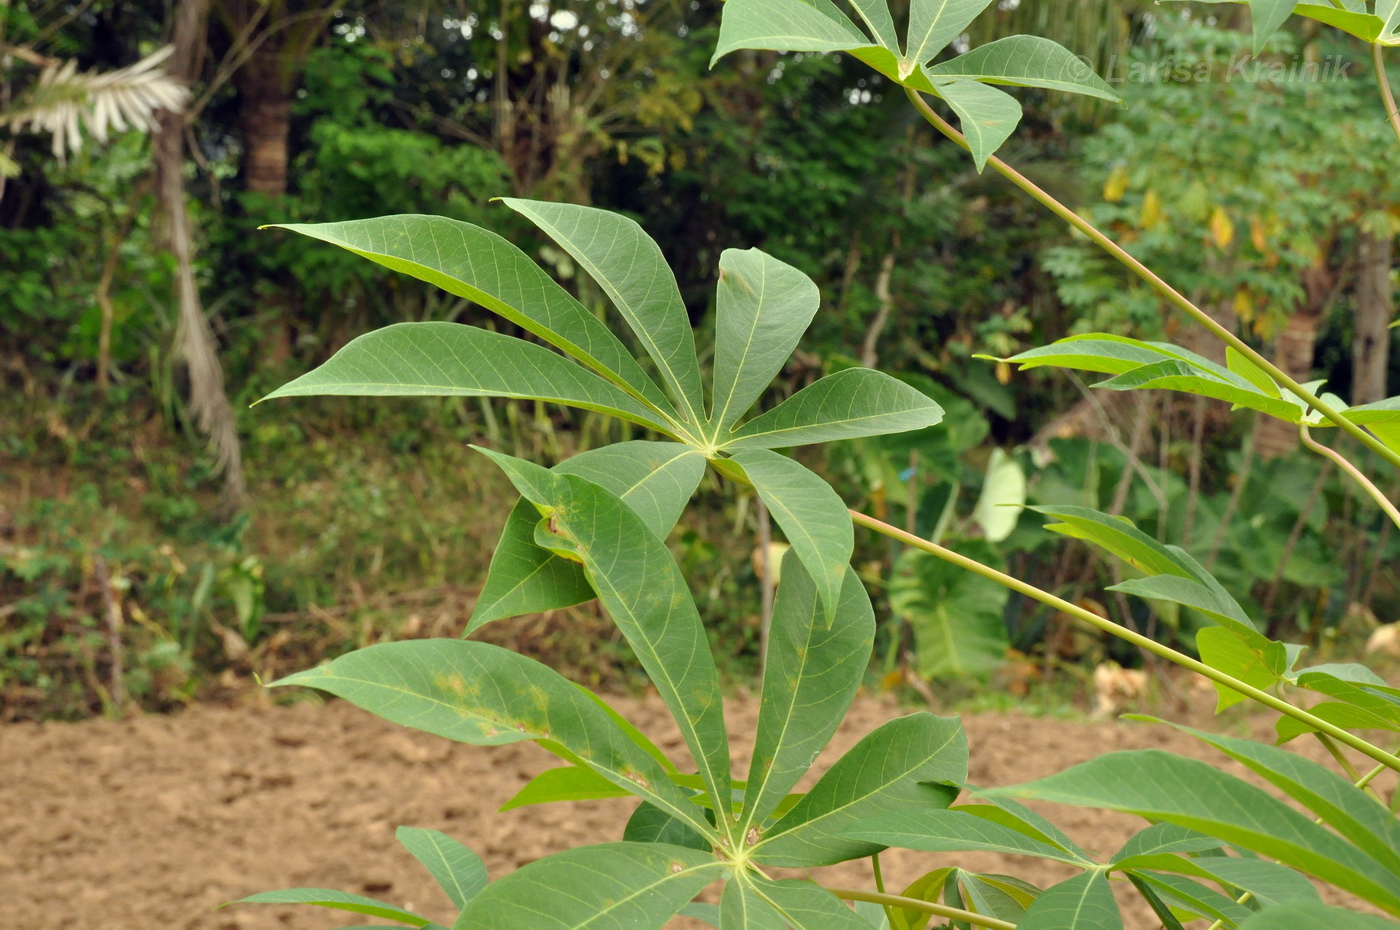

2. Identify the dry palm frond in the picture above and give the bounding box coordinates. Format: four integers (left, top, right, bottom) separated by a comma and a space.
3, 46, 189, 160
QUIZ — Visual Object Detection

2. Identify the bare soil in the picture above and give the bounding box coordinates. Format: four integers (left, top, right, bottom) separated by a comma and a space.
0, 690, 1368, 929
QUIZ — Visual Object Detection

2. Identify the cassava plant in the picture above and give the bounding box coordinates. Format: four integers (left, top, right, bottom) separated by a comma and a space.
235, 1, 1400, 928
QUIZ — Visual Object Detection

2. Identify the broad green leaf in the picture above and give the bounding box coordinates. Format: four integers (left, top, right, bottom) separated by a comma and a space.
624, 801, 710, 851
490, 462, 733, 816
968, 796, 1095, 860
1109, 574, 1258, 636
724, 368, 944, 450
259, 322, 672, 433
954, 871, 1042, 923
268, 217, 673, 413
1380, 0, 1400, 42
500, 765, 630, 811
998, 334, 1206, 376
470, 442, 706, 629
1192, 857, 1321, 908
721, 878, 787, 930
711, 0, 871, 66
895, 868, 956, 930
1136, 719, 1400, 877
905, 0, 995, 74
468, 499, 596, 631
270, 640, 706, 835
988, 749, 1400, 914
1196, 626, 1285, 711
743, 553, 875, 834
1246, 0, 1301, 51
1297, 664, 1391, 686
1126, 870, 1253, 927
451, 842, 723, 930
731, 449, 852, 621
850, 0, 899, 49
1342, 397, 1400, 456
1227, 347, 1280, 398
1238, 903, 1400, 929
1276, 701, 1400, 745
972, 448, 1026, 542
709, 248, 820, 435
395, 827, 488, 910
928, 36, 1119, 100
1095, 360, 1301, 422
1111, 823, 1225, 865
890, 543, 1009, 679
854, 899, 892, 929
843, 809, 1088, 865
231, 888, 431, 926
1017, 870, 1121, 930
756, 713, 967, 867
572, 682, 681, 774
554, 442, 706, 538
501, 199, 706, 425
756, 878, 873, 930
1290, 670, 1400, 731
935, 80, 1021, 174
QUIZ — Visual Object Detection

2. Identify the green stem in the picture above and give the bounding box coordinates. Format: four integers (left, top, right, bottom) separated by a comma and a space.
903, 86, 1400, 474
1300, 427, 1400, 530
870, 853, 898, 928
1376, 43, 1400, 149
828, 888, 1017, 930
850, 508, 1400, 774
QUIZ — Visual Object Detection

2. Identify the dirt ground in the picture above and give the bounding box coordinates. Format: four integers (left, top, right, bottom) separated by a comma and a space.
0, 689, 1376, 930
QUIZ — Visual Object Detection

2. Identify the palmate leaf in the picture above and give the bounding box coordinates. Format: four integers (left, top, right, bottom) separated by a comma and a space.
725, 368, 945, 450
843, 809, 1090, 866
721, 878, 788, 930
1135, 718, 1400, 876
482, 452, 733, 816
1016, 870, 1121, 930
987, 750, 1400, 914
994, 334, 1304, 424
927, 36, 1119, 100
395, 827, 488, 910
934, 80, 1021, 173
710, 0, 875, 67
269, 640, 708, 836
258, 322, 673, 433
755, 713, 967, 867
624, 801, 710, 851
757, 877, 874, 930
732, 449, 853, 621
502, 199, 706, 425
709, 248, 821, 436
741, 552, 875, 836
469, 442, 705, 629
452, 842, 723, 930
269, 217, 674, 414
905, 0, 996, 74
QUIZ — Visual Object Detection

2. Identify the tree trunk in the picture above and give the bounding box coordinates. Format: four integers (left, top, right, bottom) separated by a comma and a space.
156, 0, 246, 506
234, 44, 292, 197
1255, 260, 1334, 458
1353, 229, 1394, 405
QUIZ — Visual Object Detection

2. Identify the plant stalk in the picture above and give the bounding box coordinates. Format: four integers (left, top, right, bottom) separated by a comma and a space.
829, 888, 1016, 930
850, 509, 1400, 774
904, 86, 1400, 474
1376, 43, 1400, 148
1300, 427, 1400, 531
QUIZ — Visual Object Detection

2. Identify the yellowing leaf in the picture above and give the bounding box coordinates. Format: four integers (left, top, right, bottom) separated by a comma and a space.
1103, 165, 1129, 203
1234, 289, 1255, 325
1209, 206, 1235, 250
1140, 190, 1163, 229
